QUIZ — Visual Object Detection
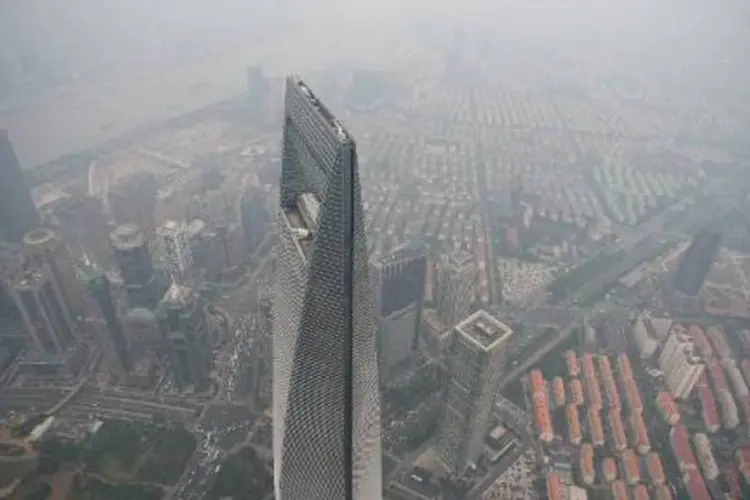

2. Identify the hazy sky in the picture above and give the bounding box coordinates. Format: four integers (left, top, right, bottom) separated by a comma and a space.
0, 0, 748, 166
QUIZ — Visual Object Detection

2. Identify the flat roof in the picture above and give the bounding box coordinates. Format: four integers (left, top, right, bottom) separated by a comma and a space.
456, 310, 514, 350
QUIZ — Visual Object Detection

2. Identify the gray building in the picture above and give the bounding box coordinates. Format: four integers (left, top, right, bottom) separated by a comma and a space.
371, 241, 427, 382
157, 283, 210, 390
110, 223, 159, 309
272, 75, 381, 499
436, 310, 513, 474
10, 263, 75, 355
436, 250, 476, 328
0, 131, 40, 243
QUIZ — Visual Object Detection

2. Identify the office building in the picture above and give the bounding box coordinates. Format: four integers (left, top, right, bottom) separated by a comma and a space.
0, 242, 26, 326
660, 327, 705, 400
672, 230, 722, 296
79, 263, 131, 374
247, 66, 271, 124
23, 227, 84, 316
39, 193, 113, 266
436, 310, 513, 473
240, 185, 271, 256
10, 263, 75, 355
157, 283, 210, 390
272, 76, 381, 499
110, 224, 158, 308
156, 220, 194, 285
0, 131, 41, 243
371, 241, 427, 379
436, 250, 476, 328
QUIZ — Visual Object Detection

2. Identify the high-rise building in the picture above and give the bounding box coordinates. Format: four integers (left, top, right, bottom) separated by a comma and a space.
10, 263, 75, 355
157, 283, 210, 390
23, 227, 84, 317
156, 220, 194, 285
371, 241, 427, 380
79, 263, 131, 374
436, 310, 513, 473
436, 250, 476, 327
0, 131, 41, 243
110, 224, 158, 309
272, 75, 381, 499
660, 328, 705, 400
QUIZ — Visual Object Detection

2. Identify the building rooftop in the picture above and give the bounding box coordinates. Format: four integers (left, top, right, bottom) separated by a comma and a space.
13, 266, 49, 291
23, 227, 56, 247
163, 282, 194, 305
380, 240, 428, 267
445, 250, 475, 270
289, 75, 352, 144
456, 310, 514, 350
110, 223, 145, 250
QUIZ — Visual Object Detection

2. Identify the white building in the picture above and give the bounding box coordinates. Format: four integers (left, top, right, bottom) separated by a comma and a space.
660, 329, 705, 400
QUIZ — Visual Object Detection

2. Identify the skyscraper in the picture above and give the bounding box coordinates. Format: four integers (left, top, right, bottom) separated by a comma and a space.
436, 310, 513, 474
79, 262, 132, 374
436, 250, 476, 328
273, 75, 381, 500
23, 227, 84, 317
0, 131, 40, 243
371, 241, 427, 381
156, 220, 194, 285
157, 283, 211, 390
110, 224, 158, 308
9, 263, 75, 355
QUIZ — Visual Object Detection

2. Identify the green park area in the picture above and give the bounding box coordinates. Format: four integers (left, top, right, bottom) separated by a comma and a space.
6, 418, 195, 500
208, 446, 272, 500
81, 419, 196, 486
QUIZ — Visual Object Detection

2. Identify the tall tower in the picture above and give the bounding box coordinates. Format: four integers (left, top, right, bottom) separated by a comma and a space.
9, 263, 75, 355
273, 76, 381, 500
436, 310, 513, 473
110, 224, 158, 309
0, 131, 40, 243
371, 241, 427, 381
23, 227, 84, 317
156, 220, 194, 285
79, 262, 132, 374
436, 250, 476, 328
157, 283, 210, 390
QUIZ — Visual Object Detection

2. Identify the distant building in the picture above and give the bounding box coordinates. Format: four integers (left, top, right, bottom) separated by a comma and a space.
110, 224, 159, 309
9, 263, 75, 355
660, 327, 705, 400
39, 193, 113, 266
246, 66, 271, 124
122, 307, 161, 354
672, 230, 722, 296
436, 250, 476, 328
0, 131, 41, 243
187, 219, 227, 283
79, 263, 132, 374
371, 241, 427, 381
156, 220, 195, 285
157, 283, 211, 390
240, 185, 270, 256
23, 227, 84, 316
107, 173, 158, 235
436, 310, 513, 473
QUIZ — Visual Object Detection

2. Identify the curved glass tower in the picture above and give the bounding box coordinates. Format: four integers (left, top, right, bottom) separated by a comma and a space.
272, 75, 382, 500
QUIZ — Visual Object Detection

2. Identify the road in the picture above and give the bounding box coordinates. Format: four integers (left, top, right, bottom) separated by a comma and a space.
496, 176, 744, 392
